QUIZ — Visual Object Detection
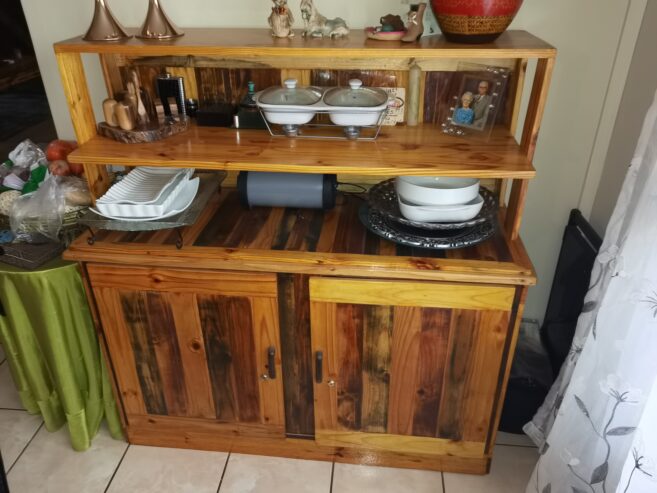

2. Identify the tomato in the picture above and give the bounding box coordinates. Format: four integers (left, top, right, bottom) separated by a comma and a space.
46, 140, 77, 162
68, 163, 84, 176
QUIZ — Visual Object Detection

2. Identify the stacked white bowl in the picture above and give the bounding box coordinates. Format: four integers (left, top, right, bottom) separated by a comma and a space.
395, 177, 483, 223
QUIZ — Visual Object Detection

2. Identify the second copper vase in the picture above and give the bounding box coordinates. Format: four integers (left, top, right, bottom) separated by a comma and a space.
137, 0, 184, 40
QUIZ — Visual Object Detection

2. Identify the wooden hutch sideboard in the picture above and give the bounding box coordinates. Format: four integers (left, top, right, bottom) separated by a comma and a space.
55, 28, 555, 474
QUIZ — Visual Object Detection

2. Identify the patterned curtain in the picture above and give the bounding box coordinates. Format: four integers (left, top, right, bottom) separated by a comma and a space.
525, 89, 657, 493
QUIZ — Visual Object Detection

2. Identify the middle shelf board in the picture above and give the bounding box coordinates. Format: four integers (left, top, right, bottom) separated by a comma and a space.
68, 124, 535, 179
65, 189, 536, 286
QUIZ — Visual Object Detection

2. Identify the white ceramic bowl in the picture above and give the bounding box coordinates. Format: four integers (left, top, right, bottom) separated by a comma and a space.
398, 194, 484, 223
261, 109, 317, 126
328, 110, 386, 127
396, 176, 480, 206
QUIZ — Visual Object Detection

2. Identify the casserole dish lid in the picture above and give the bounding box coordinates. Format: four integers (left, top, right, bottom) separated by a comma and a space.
259, 79, 322, 106
324, 79, 389, 108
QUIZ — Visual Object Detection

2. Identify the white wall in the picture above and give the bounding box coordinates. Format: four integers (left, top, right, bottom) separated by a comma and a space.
589, 0, 657, 236
20, 0, 646, 320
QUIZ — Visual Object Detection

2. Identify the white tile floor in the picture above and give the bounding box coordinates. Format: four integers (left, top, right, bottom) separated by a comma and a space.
0, 352, 538, 493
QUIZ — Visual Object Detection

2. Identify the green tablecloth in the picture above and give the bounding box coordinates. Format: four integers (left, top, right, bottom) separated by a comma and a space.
0, 258, 123, 451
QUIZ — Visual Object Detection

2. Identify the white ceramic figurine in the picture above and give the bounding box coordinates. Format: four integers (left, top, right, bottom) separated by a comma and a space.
300, 0, 349, 38
268, 0, 295, 38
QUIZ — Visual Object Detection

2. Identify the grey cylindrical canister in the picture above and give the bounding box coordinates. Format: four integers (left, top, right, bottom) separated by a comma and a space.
238, 172, 337, 210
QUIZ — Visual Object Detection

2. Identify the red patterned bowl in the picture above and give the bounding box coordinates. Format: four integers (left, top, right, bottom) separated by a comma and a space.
430, 0, 523, 44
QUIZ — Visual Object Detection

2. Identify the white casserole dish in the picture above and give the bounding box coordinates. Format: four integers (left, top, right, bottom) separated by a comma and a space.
255, 79, 389, 128
398, 194, 484, 223
396, 176, 480, 206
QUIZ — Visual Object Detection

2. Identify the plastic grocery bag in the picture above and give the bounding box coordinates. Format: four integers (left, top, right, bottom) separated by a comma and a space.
10, 176, 66, 242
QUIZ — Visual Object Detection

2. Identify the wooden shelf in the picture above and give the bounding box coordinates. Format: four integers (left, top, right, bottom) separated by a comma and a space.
64, 188, 536, 286
55, 29, 555, 60
68, 124, 535, 179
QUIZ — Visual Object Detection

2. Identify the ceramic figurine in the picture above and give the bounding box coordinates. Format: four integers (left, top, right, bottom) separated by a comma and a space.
300, 0, 349, 38
269, 0, 295, 38
380, 15, 405, 33
401, 3, 427, 43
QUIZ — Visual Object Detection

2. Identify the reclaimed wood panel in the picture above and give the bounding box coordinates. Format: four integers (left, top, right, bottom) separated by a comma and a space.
195, 68, 279, 106
119, 292, 168, 415
277, 274, 315, 437
250, 297, 286, 428
412, 309, 451, 438
361, 305, 394, 434
92, 287, 148, 416
387, 306, 423, 436
335, 304, 364, 431
310, 300, 339, 433
144, 292, 188, 416
168, 293, 216, 419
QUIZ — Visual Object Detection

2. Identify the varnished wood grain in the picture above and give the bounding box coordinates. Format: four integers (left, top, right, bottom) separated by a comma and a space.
55, 29, 556, 60
89, 265, 277, 298
335, 304, 364, 431
126, 414, 490, 474
361, 305, 393, 433
197, 295, 238, 421
310, 299, 338, 434
412, 309, 451, 438
387, 306, 423, 436
55, 52, 110, 201
316, 431, 485, 457
278, 274, 315, 437
67, 124, 535, 179
250, 298, 286, 428
92, 287, 148, 416
310, 278, 515, 311
120, 292, 168, 415
168, 293, 216, 419
144, 292, 188, 416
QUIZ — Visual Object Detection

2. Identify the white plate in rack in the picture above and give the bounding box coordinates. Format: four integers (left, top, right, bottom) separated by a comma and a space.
97, 168, 193, 205
91, 177, 199, 222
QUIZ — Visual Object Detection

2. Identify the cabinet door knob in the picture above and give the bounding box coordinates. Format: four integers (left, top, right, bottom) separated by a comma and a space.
315, 351, 323, 383
327, 380, 336, 387
267, 346, 277, 380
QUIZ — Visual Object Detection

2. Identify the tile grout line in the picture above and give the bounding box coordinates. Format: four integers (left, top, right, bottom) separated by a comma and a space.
441, 471, 446, 493
329, 461, 335, 493
103, 444, 130, 493
216, 452, 231, 492
6, 421, 44, 475
0, 407, 26, 412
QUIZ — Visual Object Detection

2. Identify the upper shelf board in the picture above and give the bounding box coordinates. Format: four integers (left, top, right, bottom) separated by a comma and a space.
54, 29, 556, 59
68, 124, 535, 179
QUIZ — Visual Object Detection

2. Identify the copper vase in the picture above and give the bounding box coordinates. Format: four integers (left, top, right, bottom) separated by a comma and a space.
83, 0, 131, 42
137, 0, 184, 40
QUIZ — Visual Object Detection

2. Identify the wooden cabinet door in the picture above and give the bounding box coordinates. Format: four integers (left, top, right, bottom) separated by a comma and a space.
309, 277, 517, 458
88, 265, 285, 436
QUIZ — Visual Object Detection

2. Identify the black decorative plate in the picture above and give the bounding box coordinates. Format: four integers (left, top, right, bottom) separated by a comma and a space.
368, 179, 498, 231
359, 205, 496, 250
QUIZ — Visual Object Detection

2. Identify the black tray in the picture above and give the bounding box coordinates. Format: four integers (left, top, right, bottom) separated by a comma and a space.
359, 205, 496, 250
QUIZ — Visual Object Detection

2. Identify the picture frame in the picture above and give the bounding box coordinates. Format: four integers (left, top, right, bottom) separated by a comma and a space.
441, 64, 510, 141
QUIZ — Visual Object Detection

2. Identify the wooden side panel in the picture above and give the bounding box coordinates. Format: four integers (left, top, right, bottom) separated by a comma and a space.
277, 274, 315, 437
119, 292, 168, 415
